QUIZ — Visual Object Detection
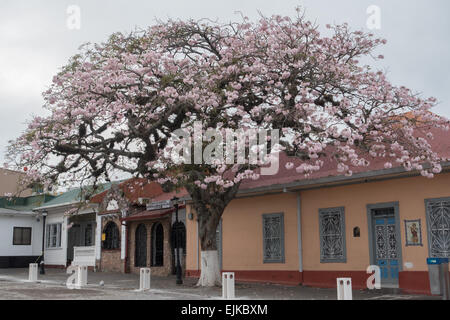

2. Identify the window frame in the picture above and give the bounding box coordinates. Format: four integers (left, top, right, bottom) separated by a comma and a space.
46, 223, 62, 249
425, 197, 450, 258
262, 212, 285, 264
151, 222, 164, 267
12, 227, 32, 246
102, 221, 120, 250
319, 207, 347, 263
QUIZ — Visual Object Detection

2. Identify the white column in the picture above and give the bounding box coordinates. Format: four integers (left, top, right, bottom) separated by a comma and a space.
95, 214, 102, 260
62, 216, 68, 265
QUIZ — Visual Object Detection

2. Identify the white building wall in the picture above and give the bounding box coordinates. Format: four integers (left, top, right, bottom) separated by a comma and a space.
0, 215, 43, 257
43, 205, 98, 266
43, 209, 68, 266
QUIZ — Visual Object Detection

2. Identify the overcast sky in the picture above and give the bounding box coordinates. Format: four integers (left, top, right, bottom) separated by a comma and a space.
1, 0, 449, 166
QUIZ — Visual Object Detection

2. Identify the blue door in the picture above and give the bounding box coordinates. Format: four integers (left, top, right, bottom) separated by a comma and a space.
372, 208, 400, 285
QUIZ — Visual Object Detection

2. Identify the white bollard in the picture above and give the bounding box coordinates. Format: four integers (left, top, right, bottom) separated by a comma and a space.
28, 263, 38, 282
337, 278, 353, 300
222, 272, 235, 299
139, 268, 151, 291
77, 266, 88, 287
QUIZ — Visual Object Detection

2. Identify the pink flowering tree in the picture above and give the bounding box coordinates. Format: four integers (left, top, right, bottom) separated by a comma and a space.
8, 10, 449, 286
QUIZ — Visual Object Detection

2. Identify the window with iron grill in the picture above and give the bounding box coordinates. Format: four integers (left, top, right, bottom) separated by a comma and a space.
171, 221, 186, 251
426, 198, 450, 258
151, 223, 164, 266
103, 221, 120, 250
135, 224, 147, 267
262, 213, 285, 263
319, 207, 346, 263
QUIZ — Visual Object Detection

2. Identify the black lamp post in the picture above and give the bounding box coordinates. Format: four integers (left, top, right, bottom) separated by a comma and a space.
171, 196, 183, 285
40, 210, 47, 275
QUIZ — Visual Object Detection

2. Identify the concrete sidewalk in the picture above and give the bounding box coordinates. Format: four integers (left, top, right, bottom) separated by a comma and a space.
0, 268, 440, 300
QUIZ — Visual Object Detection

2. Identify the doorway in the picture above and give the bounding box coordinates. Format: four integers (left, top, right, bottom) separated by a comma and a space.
135, 224, 147, 267
367, 202, 402, 287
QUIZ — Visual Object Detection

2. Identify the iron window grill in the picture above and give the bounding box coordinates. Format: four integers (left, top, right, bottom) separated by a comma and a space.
103, 221, 120, 250
151, 223, 164, 267
319, 207, 346, 263
135, 224, 147, 267
262, 213, 285, 263
426, 198, 450, 258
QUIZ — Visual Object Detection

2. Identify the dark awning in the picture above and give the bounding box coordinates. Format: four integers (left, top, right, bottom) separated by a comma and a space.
120, 208, 174, 222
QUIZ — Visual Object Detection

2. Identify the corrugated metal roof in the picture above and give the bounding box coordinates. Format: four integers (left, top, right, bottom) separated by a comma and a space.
35, 182, 115, 210
0, 194, 55, 211
0, 207, 34, 216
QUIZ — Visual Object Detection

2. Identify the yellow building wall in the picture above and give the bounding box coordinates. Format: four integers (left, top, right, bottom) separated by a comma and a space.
301, 172, 450, 272
186, 193, 299, 272
186, 172, 450, 275
186, 204, 199, 271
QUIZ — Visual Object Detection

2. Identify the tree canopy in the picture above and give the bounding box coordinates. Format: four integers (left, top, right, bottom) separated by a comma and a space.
8, 10, 449, 285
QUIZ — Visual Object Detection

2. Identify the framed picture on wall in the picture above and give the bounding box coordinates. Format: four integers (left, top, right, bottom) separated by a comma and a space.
404, 219, 423, 246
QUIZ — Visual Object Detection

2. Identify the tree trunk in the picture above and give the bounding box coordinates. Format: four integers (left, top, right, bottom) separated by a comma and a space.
189, 181, 241, 287
197, 250, 221, 287
196, 211, 222, 287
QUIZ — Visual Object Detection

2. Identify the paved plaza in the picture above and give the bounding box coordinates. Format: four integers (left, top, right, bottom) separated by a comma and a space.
0, 268, 440, 300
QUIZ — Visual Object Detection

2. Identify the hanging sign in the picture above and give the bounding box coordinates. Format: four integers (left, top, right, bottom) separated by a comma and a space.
146, 200, 172, 211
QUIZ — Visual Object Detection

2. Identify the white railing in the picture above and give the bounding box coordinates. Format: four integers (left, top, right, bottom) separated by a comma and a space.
72, 246, 96, 267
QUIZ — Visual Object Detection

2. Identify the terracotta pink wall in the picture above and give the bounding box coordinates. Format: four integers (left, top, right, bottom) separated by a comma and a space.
186, 172, 450, 275
301, 172, 450, 272
186, 193, 299, 272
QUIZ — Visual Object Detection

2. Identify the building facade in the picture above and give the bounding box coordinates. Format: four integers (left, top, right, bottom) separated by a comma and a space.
185, 151, 450, 295
92, 179, 187, 276
33, 185, 111, 268
0, 194, 54, 268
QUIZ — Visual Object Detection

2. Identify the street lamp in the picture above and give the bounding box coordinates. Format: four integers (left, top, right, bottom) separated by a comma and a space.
171, 196, 183, 285
40, 210, 48, 275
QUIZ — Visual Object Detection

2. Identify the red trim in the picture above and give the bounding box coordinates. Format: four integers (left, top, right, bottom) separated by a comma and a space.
186, 269, 440, 295
303, 270, 368, 289
399, 271, 432, 295
186, 270, 302, 285
120, 205, 185, 222
186, 270, 201, 278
